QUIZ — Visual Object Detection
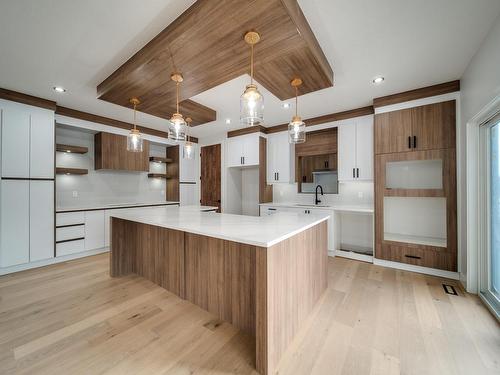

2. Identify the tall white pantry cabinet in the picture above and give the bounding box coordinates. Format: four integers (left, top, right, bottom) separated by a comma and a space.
0, 99, 55, 269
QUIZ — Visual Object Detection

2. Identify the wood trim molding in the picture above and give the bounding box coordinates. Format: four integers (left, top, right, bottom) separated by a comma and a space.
56, 106, 198, 143
0, 88, 57, 111
227, 125, 268, 138
373, 80, 460, 108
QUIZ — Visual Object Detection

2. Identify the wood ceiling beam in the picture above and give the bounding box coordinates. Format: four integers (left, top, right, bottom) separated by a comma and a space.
97, 0, 333, 125
56, 106, 198, 143
373, 80, 460, 108
0, 88, 57, 111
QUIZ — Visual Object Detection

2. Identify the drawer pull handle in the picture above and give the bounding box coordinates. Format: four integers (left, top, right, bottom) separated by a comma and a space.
405, 254, 421, 260
56, 237, 85, 244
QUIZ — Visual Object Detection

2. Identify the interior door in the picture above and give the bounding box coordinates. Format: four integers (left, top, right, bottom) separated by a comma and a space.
201, 144, 221, 212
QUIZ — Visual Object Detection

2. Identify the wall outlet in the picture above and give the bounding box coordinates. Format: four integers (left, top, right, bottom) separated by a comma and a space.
357, 191, 364, 199
72, 191, 78, 198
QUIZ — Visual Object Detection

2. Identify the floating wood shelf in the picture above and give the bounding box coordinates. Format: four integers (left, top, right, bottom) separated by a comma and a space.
56, 167, 88, 175
148, 173, 170, 179
56, 144, 88, 154
149, 156, 173, 163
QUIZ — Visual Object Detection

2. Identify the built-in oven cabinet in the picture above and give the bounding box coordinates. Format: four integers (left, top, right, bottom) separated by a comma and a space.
374, 148, 457, 271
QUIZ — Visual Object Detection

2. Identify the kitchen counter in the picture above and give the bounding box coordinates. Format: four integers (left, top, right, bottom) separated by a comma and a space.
259, 202, 374, 213
110, 206, 329, 375
56, 201, 179, 213
110, 206, 329, 247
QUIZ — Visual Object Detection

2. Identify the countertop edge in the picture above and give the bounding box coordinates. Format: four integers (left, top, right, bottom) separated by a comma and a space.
56, 202, 179, 213
259, 202, 374, 213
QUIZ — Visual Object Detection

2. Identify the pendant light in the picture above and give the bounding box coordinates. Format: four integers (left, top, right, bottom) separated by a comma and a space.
168, 73, 187, 141
288, 78, 306, 144
240, 31, 264, 126
183, 117, 194, 160
127, 98, 143, 152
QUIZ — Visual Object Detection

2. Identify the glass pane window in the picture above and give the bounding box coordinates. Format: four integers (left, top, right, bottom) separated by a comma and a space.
386, 159, 443, 189
490, 122, 500, 301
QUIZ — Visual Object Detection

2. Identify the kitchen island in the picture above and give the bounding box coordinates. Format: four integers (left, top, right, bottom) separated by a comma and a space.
109, 206, 329, 375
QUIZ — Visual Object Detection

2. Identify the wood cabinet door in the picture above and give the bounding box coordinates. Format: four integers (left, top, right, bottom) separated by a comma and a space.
412, 100, 456, 151
374, 109, 413, 154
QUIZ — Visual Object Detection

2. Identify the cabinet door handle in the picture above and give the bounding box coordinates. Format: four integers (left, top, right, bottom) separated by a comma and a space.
243, 156, 245, 165
240, 156, 243, 164
413, 136, 417, 149
277, 172, 279, 181
353, 168, 355, 178
408, 136, 412, 149
356, 168, 359, 178
405, 254, 421, 260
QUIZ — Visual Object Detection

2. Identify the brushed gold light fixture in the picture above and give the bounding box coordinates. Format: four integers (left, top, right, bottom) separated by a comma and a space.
240, 31, 264, 126
168, 72, 187, 141
288, 78, 306, 144
127, 97, 143, 152
183, 117, 194, 160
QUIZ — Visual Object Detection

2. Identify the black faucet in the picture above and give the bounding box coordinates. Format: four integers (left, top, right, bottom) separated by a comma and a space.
315, 184, 324, 205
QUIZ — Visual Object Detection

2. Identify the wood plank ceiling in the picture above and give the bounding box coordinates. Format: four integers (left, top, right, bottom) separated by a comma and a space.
97, 0, 333, 127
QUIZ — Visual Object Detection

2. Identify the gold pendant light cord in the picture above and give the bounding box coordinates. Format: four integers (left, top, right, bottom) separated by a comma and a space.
250, 43, 254, 85
295, 86, 298, 118
176, 81, 180, 114
133, 102, 137, 131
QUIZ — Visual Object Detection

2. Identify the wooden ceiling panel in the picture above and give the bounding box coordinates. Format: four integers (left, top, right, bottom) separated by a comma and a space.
97, 0, 333, 126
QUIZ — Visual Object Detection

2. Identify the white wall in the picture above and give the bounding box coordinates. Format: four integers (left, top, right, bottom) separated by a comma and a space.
56, 126, 167, 208
460, 14, 500, 290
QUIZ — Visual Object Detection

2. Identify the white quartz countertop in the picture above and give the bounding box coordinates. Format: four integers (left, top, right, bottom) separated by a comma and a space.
56, 201, 179, 213
109, 206, 329, 247
259, 202, 374, 214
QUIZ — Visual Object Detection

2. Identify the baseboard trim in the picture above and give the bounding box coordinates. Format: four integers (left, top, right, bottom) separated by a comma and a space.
373, 258, 460, 280
332, 250, 373, 263
0, 247, 109, 275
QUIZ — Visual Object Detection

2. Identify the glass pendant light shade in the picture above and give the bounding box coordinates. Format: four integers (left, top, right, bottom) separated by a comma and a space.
127, 128, 143, 152
288, 116, 306, 144
240, 31, 264, 126
240, 84, 264, 126
183, 117, 194, 159
169, 73, 187, 141
168, 113, 187, 141
288, 78, 306, 144
127, 98, 143, 152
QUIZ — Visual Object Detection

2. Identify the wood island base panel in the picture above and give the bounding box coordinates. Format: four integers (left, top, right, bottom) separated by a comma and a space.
110, 218, 328, 375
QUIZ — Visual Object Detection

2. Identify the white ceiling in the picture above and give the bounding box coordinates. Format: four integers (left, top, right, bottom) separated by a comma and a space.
1, 0, 499, 140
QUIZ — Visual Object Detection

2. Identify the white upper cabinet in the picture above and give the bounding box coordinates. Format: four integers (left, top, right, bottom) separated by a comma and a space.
1, 101, 31, 178
29, 181, 54, 262
338, 116, 373, 182
226, 133, 260, 167
338, 122, 357, 181
179, 143, 199, 182
267, 132, 294, 184
355, 116, 374, 181
0, 99, 54, 178
30, 109, 55, 178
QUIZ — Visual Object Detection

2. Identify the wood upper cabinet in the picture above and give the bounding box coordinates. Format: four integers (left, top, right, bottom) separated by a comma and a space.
375, 108, 413, 154
413, 100, 456, 151
375, 100, 456, 154
94, 132, 149, 172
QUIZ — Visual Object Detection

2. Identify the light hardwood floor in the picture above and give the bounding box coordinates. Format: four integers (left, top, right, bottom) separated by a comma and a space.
0, 253, 498, 375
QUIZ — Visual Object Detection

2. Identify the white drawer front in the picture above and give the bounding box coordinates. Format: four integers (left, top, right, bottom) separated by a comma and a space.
56, 239, 85, 257
56, 225, 85, 242
56, 212, 85, 227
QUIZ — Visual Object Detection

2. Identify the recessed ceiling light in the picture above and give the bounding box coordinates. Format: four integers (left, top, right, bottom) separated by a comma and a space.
225, 119, 231, 124
372, 76, 385, 84
53, 86, 66, 93
282, 103, 291, 109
